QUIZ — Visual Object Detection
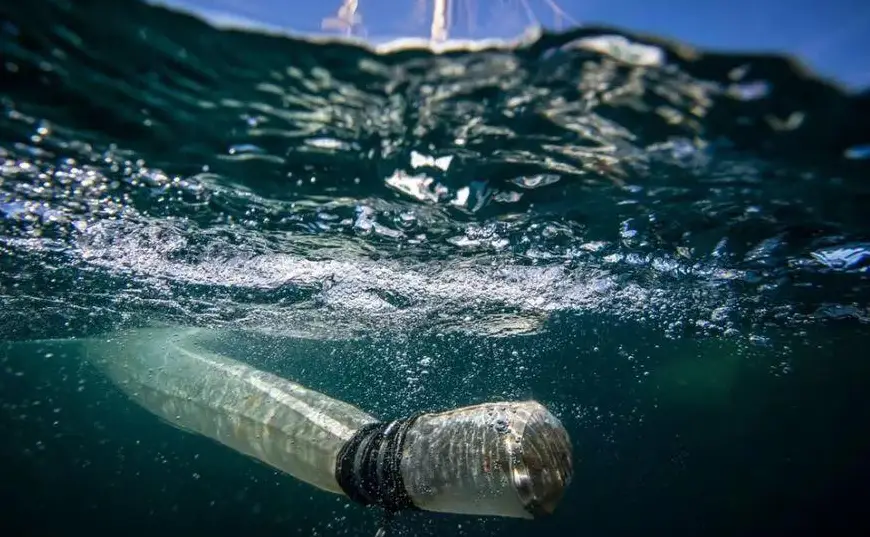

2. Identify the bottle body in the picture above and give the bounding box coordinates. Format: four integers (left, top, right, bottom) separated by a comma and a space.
85, 327, 376, 494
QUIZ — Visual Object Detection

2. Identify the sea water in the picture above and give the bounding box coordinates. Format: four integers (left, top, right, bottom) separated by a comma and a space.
2, 1, 870, 536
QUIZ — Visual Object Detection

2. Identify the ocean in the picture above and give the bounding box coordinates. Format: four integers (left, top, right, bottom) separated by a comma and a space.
2, 1, 870, 536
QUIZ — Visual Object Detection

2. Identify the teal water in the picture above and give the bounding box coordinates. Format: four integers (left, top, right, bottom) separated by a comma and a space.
2, 1, 870, 536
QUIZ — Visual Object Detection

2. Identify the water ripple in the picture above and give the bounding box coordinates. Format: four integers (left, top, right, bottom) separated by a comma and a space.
1, 0, 868, 341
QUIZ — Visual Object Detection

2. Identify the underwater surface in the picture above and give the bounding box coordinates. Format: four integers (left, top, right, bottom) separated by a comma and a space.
2, 0, 870, 536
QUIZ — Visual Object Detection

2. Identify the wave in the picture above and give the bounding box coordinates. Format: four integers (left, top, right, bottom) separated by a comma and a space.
1, 0, 869, 342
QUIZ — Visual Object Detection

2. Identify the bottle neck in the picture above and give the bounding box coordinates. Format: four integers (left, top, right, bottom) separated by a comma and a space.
334, 415, 421, 513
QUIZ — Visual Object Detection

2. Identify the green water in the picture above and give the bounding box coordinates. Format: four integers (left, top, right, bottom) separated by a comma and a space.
2, 1, 870, 536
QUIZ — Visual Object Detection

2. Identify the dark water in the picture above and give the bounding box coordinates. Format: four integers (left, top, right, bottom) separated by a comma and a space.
2, 1, 870, 536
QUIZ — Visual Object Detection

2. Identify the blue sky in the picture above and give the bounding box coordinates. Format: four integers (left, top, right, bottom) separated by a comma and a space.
153, 0, 870, 90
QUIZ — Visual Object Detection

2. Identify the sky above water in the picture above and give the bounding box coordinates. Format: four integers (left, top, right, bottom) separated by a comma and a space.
151, 0, 869, 90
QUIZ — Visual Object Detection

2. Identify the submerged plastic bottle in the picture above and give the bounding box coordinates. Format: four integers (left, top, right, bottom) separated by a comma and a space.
84, 328, 573, 520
